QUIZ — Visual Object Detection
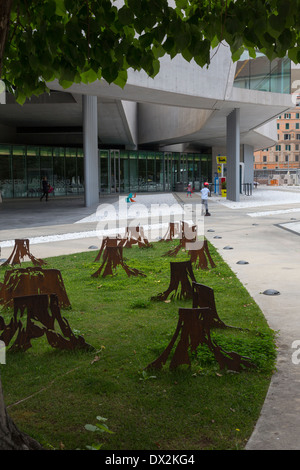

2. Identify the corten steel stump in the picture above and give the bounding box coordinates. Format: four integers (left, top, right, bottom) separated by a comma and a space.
0, 293, 93, 352
1, 239, 46, 267
159, 222, 180, 242
163, 222, 198, 257
92, 238, 146, 278
188, 239, 216, 270
0, 267, 71, 308
151, 260, 196, 301
145, 307, 255, 372
124, 226, 152, 248
192, 282, 245, 331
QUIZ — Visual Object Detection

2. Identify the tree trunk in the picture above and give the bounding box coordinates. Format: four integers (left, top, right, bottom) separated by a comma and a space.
0, 0, 13, 76
0, 374, 42, 450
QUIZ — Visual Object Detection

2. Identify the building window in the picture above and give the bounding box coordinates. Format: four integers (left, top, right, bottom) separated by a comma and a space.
284, 134, 291, 140
275, 155, 279, 162
276, 145, 281, 151
296, 113, 299, 119
296, 144, 299, 150
295, 155, 299, 162
296, 123, 300, 129
263, 155, 267, 162
284, 113, 291, 119
297, 134, 300, 140
233, 53, 291, 94
286, 123, 290, 129
285, 144, 291, 150
285, 155, 289, 162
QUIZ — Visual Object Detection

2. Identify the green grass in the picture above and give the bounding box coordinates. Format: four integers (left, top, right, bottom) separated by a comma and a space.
0, 240, 277, 450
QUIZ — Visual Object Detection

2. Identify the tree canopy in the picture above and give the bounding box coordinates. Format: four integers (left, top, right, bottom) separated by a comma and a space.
1, 0, 300, 104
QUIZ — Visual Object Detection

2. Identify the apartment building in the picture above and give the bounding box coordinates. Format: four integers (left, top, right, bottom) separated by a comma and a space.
254, 106, 300, 172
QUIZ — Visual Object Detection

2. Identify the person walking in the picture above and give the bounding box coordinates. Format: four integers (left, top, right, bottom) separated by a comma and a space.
40, 176, 49, 201
201, 182, 211, 216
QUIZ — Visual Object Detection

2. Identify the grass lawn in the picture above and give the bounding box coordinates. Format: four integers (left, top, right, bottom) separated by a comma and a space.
0, 239, 277, 450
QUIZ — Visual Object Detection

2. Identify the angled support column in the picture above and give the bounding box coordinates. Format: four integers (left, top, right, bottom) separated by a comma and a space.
83, 95, 99, 207
226, 108, 240, 202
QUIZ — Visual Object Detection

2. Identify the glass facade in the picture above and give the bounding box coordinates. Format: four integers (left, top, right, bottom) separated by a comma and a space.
233, 52, 291, 94
0, 144, 211, 199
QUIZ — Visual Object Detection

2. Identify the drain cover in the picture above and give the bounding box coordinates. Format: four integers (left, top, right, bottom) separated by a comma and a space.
236, 260, 249, 264
223, 246, 233, 250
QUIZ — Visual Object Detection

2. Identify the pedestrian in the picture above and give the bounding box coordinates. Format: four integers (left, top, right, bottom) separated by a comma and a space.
201, 182, 211, 216
186, 182, 192, 197
40, 176, 49, 201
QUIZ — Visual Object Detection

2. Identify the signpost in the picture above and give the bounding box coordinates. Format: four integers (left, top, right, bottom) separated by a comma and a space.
216, 156, 226, 196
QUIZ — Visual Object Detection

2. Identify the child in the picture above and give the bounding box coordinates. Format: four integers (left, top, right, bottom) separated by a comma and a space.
201, 182, 211, 216
186, 183, 192, 197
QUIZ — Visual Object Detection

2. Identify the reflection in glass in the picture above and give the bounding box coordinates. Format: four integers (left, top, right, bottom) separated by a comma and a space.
53, 149, 66, 196
129, 151, 138, 192
120, 151, 129, 193
0, 146, 12, 198
147, 152, 156, 192
12, 146, 27, 197
0, 144, 210, 199
233, 52, 291, 94
100, 150, 109, 194
138, 152, 147, 192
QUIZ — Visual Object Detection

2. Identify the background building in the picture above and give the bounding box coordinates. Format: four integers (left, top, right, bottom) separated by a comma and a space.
254, 65, 300, 185
0, 45, 294, 204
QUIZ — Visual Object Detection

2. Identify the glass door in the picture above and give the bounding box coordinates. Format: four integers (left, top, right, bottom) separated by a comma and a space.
109, 149, 120, 193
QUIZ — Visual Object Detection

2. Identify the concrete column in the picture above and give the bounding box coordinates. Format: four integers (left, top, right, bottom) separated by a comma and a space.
83, 95, 99, 207
243, 144, 254, 184
226, 108, 240, 202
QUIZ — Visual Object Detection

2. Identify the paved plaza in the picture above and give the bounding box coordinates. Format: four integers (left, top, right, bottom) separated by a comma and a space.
1, 186, 300, 449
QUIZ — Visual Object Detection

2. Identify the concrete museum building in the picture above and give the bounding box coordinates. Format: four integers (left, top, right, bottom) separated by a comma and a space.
0, 44, 294, 206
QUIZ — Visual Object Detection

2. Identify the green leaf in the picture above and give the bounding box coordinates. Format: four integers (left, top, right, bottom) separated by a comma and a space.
118, 6, 134, 25
113, 69, 128, 88
80, 68, 98, 84
58, 79, 73, 89
54, 0, 66, 16
84, 424, 98, 432
231, 47, 245, 62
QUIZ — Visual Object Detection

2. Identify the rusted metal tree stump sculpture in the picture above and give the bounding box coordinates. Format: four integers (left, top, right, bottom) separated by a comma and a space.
94, 237, 123, 262
151, 260, 196, 301
0, 293, 92, 352
145, 307, 255, 372
0, 267, 71, 308
189, 239, 216, 270
159, 222, 180, 242
163, 222, 197, 257
192, 281, 236, 329
1, 239, 46, 267
92, 237, 146, 278
124, 225, 152, 248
